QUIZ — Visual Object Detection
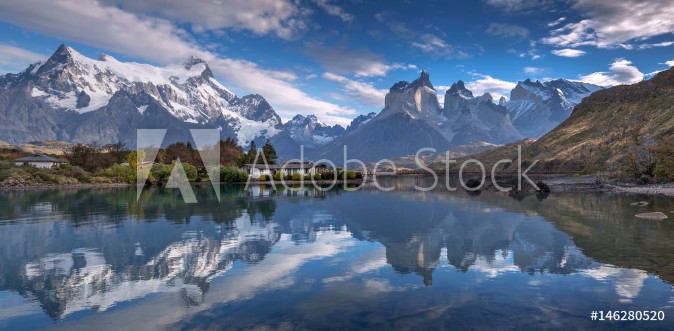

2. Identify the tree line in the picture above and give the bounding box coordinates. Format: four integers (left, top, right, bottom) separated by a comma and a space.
65, 138, 277, 172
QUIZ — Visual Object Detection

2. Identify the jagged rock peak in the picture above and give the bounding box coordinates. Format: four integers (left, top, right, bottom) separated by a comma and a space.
477, 92, 493, 103
54, 44, 72, 56
389, 70, 435, 92
184, 55, 207, 69
183, 55, 213, 78
447, 80, 474, 99
390, 80, 410, 92
411, 70, 434, 90
499, 96, 507, 106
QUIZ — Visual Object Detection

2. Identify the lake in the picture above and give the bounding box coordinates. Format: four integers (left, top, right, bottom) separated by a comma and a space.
1, 177, 674, 330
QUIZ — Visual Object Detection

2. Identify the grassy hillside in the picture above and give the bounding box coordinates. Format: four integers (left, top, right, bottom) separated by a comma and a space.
525, 68, 674, 175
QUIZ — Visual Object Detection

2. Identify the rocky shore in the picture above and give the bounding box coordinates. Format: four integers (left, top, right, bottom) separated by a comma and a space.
542, 176, 674, 197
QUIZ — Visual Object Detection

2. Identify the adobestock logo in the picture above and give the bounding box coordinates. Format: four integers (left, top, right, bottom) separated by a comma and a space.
136, 129, 221, 203
136, 129, 541, 203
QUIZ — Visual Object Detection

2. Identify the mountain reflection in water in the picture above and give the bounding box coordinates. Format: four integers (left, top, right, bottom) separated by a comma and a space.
0, 178, 673, 330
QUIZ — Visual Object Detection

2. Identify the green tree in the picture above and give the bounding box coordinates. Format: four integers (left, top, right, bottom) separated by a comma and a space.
262, 140, 278, 165
245, 141, 257, 164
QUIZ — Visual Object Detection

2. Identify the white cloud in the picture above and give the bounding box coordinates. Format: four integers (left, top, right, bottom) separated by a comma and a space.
524, 67, 545, 75
485, 23, 529, 38
412, 33, 461, 59
322, 72, 387, 109
375, 14, 474, 59
0, 0, 356, 126
548, 17, 566, 27
542, 0, 674, 49
551, 48, 586, 57
486, 0, 558, 13
465, 74, 517, 101
636, 41, 674, 50
666, 59, 674, 67
312, 0, 355, 23
304, 43, 415, 77
98, 0, 307, 40
578, 59, 644, 86
0, 43, 46, 73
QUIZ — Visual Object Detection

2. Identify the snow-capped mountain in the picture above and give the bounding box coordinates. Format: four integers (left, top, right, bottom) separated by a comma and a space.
316, 71, 522, 161
283, 114, 345, 147
505, 79, 602, 139
0, 44, 282, 147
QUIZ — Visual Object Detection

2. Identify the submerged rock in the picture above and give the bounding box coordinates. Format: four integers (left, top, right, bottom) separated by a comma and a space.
630, 201, 650, 206
635, 212, 668, 220
465, 178, 483, 190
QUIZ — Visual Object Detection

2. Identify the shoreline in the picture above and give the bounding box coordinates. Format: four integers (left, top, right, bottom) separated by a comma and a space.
0, 179, 368, 191
1, 176, 673, 197
0, 182, 132, 191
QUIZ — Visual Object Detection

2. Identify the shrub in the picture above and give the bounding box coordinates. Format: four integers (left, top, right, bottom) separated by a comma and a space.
258, 174, 268, 181
101, 164, 136, 183
273, 172, 283, 181
52, 164, 92, 183
312, 173, 321, 180
321, 171, 336, 180
150, 163, 172, 184
220, 165, 249, 183
346, 171, 357, 180
149, 161, 197, 184
182, 162, 198, 182
292, 172, 302, 181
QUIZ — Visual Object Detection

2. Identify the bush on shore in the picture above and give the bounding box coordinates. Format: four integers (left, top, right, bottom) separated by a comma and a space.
220, 165, 249, 183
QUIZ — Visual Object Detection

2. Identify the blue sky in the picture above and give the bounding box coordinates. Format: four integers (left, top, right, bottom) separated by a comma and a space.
0, 0, 673, 126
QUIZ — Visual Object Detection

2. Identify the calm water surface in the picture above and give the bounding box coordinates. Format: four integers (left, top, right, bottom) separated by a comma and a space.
1, 178, 674, 330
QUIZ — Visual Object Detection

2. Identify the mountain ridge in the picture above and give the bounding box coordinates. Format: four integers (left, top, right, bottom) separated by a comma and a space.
0, 44, 610, 162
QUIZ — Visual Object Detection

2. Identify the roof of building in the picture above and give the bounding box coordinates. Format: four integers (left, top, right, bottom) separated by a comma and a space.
241, 164, 281, 169
280, 160, 317, 169
15, 154, 68, 163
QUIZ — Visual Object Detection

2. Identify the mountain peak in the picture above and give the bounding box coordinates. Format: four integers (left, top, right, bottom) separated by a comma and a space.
54, 44, 73, 56
34, 44, 79, 75
183, 55, 213, 79
184, 55, 206, 69
411, 70, 434, 90
447, 80, 474, 99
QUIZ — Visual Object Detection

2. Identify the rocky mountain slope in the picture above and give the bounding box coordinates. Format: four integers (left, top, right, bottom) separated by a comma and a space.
505, 79, 602, 139
0, 45, 283, 148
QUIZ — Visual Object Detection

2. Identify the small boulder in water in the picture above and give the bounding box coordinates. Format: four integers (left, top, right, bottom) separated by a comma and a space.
630, 201, 649, 206
635, 212, 668, 220
464, 178, 483, 190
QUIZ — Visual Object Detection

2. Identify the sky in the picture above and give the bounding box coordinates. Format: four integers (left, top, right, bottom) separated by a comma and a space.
0, 0, 673, 127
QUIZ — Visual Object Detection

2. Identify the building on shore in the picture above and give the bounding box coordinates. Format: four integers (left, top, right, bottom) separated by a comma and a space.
240, 161, 328, 179
14, 154, 69, 168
